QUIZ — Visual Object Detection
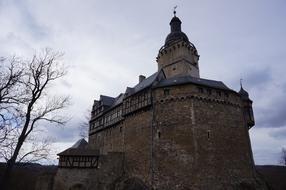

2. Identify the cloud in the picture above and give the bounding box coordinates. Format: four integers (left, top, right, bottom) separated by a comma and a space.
34, 115, 84, 143
245, 68, 272, 88
1, 0, 286, 165
250, 127, 286, 165
258, 106, 286, 128
269, 127, 286, 140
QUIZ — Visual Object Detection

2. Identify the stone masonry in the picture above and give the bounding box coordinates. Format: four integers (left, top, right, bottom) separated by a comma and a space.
51, 13, 269, 190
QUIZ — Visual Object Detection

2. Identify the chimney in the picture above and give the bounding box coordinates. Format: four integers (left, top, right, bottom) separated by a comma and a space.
139, 75, 146, 83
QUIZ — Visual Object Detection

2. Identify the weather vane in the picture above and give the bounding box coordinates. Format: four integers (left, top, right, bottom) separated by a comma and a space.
173, 5, 178, 16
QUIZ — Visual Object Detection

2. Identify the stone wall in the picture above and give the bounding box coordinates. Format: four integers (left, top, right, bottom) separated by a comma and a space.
89, 123, 124, 154
122, 110, 152, 187
89, 107, 153, 187
35, 172, 56, 190
83, 82, 267, 189
157, 41, 200, 78
53, 152, 124, 190
151, 83, 264, 189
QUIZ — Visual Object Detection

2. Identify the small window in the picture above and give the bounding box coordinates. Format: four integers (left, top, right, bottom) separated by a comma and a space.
173, 67, 176, 71
217, 91, 221, 97
164, 89, 170, 96
207, 130, 210, 140
157, 131, 161, 139
207, 89, 212, 95
198, 87, 204, 93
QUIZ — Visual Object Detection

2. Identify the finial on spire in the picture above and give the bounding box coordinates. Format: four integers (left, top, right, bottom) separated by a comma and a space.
240, 78, 243, 88
173, 5, 177, 16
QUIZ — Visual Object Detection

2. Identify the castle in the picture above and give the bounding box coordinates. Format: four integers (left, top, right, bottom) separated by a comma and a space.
51, 12, 268, 190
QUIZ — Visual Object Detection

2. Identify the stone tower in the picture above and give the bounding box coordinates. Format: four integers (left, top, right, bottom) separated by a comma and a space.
157, 12, 200, 78
51, 12, 268, 190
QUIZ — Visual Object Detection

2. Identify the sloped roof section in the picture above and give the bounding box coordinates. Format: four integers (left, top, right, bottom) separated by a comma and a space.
71, 138, 88, 148
113, 93, 124, 106
133, 72, 158, 92
100, 95, 115, 106
155, 76, 232, 91
125, 87, 135, 97
58, 138, 99, 156
124, 70, 166, 97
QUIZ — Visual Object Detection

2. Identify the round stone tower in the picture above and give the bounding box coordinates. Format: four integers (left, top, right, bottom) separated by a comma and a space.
156, 13, 200, 78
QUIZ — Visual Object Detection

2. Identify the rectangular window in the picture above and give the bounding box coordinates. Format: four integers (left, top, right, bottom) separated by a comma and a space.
164, 89, 170, 96
198, 87, 204, 93
147, 92, 151, 99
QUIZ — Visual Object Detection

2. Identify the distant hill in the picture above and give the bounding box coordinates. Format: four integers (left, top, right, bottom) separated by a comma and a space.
0, 162, 57, 190
0, 163, 285, 190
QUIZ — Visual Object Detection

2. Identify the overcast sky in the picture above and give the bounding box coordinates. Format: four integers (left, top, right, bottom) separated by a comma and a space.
1, 0, 286, 165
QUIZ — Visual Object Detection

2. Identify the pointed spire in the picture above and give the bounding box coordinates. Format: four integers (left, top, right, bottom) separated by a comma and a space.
164, 10, 189, 46
170, 9, 182, 33
239, 78, 249, 100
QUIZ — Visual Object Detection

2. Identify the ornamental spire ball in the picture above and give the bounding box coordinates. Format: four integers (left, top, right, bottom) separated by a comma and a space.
173, 5, 177, 16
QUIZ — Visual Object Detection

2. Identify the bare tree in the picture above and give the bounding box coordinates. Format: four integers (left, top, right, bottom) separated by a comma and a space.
0, 129, 53, 164
17, 136, 52, 163
0, 57, 23, 144
79, 109, 91, 139
0, 49, 70, 189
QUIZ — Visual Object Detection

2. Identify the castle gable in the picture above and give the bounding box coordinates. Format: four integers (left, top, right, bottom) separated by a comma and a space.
57, 139, 98, 156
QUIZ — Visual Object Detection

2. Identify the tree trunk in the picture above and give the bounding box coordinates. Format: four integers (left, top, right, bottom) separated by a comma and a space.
0, 134, 25, 190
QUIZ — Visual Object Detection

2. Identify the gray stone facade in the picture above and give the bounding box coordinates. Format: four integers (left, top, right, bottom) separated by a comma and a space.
49, 14, 268, 190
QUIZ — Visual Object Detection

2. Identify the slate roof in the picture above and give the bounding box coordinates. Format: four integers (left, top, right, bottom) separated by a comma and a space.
97, 70, 233, 113
154, 75, 232, 91
100, 95, 115, 106
126, 70, 169, 96
58, 138, 99, 156
113, 93, 124, 107
132, 72, 158, 93
239, 86, 250, 100
124, 72, 158, 97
